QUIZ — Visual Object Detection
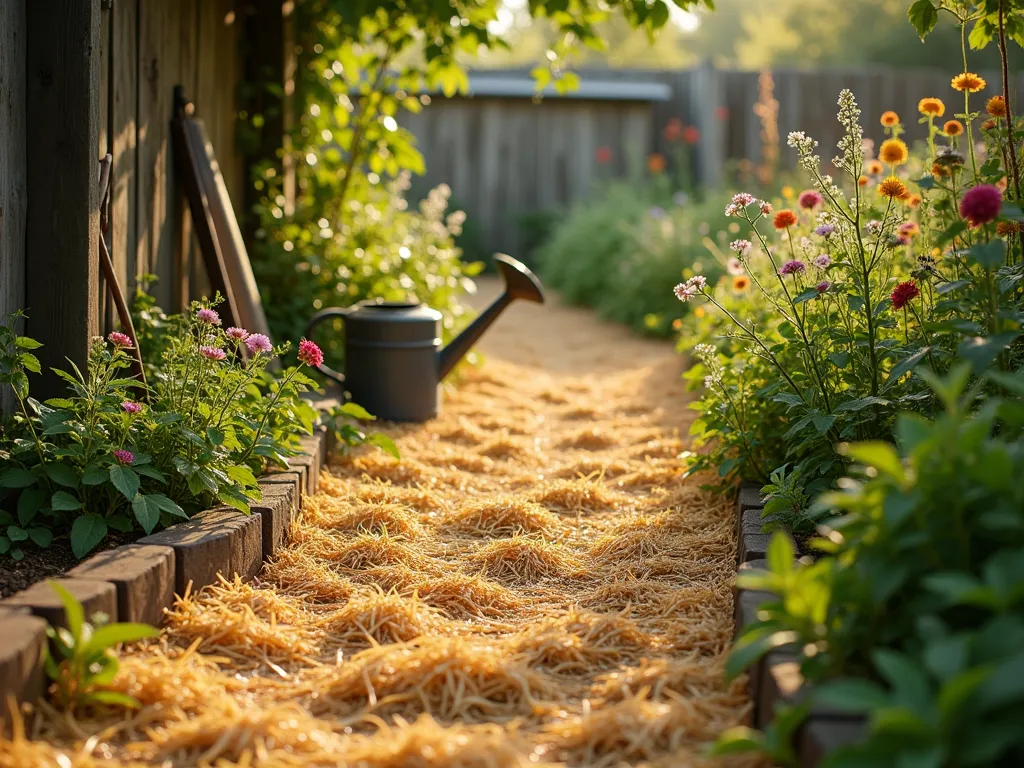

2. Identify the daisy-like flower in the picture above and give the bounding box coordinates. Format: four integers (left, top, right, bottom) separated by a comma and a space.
879, 176, 908, 199
866, 159, 884, 175
114, 449, 134, 465
814, 224, 836, 238
244, 333, 273, 355
813, 254, 831, 269
121, 401, 142, 415
986, 96, 1007, 118
943, 120, 964, 137
729, 239, 752, 256
890, 281, 920, 310
196, 308, 222, 326
983, 118, 998, 131
226, 327, 249, 340
866, 220, 883, 235
798, 190, 823, 210
298, 339, 325, 367
880, 111, 900, 127
952, 73, 986, 93
960, 184, 1003, 226
732, 275, 751, 291
997, 220, 1023, 236
780, 260, 806, 275
732, 192, 757, 207
108, 331, 133, 348
773, 210, 798, 229
727, 258, 745, 276
918, 98, 945, 117
879, 138, 909, 166
200, 346, 226, 361
816, 281, 831, 294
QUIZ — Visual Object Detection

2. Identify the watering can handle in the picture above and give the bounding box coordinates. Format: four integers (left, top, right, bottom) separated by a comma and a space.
303, 307, 349, 386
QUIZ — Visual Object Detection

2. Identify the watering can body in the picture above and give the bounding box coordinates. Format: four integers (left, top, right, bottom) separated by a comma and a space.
304, 254, 544, 422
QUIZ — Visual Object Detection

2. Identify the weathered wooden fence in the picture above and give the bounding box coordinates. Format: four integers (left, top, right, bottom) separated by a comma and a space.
403, 65, 1024, 258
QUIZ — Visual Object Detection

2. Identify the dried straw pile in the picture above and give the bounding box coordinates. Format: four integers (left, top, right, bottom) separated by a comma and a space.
9, 350, 760, 766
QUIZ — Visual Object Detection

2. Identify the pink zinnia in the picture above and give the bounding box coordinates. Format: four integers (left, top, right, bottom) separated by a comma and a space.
798, 190, 823, 210
108, 331, 133, 348
298, 339, 324, 367
959, 184, 1003, 226
891, 281, 920, 310
200, 345, 226, 361
226, 327, 249, 340
121, 401, 142, 415
780, 260, 806, 275
813, 254, 831, 269
195, 308, 222, 326
244, 333, 273, 355
816, 281, 831, 294
113, 449, 134, 465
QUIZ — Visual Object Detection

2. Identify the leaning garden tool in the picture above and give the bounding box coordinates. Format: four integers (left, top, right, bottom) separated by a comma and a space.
304, 254, 544, 422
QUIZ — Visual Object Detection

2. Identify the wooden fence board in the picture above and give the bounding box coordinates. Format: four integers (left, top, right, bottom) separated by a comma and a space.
111, 0, 138, 301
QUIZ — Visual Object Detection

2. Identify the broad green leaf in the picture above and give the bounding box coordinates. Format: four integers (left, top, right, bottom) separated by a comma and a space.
148, 494, 186, 519
7, 525, 28, 542
15, 336, 43, 350
70, 514, 107, 559
366, 432, 400, 459
834, 396, 891, 413
967, 239, 1006, 270
85, 622, 159, 655
814, 678, 889, 713
766, 532, 793, 574
50, 581, 85, 641
842, 441, 904, 481
339, 402, 376, 420
131, 494, 160, 534
28, 527, 53, 548
51, 491, 83, 511
0, 467, 37, 488
726, 626, 797, 680
908, 0, 938, 40
0, 536, 9, 554
206, 427, 225, 446
958, 332, 1020, 375
706, 726, 764, 756
109, 465, 141, 501
81, 464, 108, 485
44, 463, 79, 488
83, 690, 141, 709
17, 488, 46, 525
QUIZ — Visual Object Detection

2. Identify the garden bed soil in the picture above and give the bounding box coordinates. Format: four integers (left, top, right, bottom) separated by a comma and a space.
0, 529, 144, 600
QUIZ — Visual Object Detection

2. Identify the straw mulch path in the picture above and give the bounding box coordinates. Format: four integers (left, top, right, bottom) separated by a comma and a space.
3, 282, 760, 767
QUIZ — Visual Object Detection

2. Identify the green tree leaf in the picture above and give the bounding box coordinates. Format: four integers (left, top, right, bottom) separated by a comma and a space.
907, 0, 938, 41
366, 432, 400, 459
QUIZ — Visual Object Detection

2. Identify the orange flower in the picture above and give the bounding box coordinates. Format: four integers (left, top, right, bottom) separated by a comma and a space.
879, 138, 909, 166
671, 318, 683, 330
866, 159, 884, 175
997, 221, 1022, 236
987, 95, 1007, 117
880, 111, 900, 127
663, 118, 684, 142
773, 209, 798, 229
918, 98, 945, 117
647, 153, 666, 173
595, 146, 612, 164
932, 162, 950, 178
952, 72, 986, 93
732, 275, 751, 291
943, 120, 964, 136
858, 175, 869, 187
908, 194, 922, 208
879, 176, 908, 199
983, 119, 998, 131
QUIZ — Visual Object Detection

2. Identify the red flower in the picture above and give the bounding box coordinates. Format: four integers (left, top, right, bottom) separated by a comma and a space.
595, 146, 612, 164
715, 106, 730, 121
890, 281, 920, 310
683, 126, 701, 145
773, 209, 798, 229
298, 339, 324, 368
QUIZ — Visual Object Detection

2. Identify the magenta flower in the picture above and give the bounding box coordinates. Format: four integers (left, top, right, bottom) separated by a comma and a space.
244, 333, 273, 355
195, 308, 222, 326
121, 401, 142, 415
891, 281, 920, 310
226, 327, 249, 340
813, 254, 832, 270
798, 190, 824, 210
108, 331, 133, 348
816, 281, 831, 294
113, 449, 134, 465
959, 184, 1003, 226
298, 339, 324, 367
200, 345, 227, 361
780, 260, 806, 275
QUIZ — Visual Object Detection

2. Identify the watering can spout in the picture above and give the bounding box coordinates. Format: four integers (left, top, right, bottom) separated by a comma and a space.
437, 254, 544, 380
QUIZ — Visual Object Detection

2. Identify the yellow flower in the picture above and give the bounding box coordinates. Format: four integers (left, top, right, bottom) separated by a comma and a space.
881, 111, 900, 127
694, 306, 705, 318
987, 95, 1007, 117
943, 120, 964, 137
879, 176, 908, 199
918, 98, 945, 117
879, 138, 909, 166
866, 159, 884, 175
952, 72, 986, 93
781, 185, 795, 199
732, 275, 751, 292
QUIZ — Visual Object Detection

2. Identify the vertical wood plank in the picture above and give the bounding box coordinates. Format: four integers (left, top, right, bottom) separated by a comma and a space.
25, 0, 102, 399
174, 0, 199, 309
111, 0, 138, 301
0, 0, 27, 414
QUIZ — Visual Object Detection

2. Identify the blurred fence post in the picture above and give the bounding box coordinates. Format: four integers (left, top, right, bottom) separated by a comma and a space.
691, 61, 725, 189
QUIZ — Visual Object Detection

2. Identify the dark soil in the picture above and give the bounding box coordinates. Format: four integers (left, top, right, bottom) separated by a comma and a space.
0, 529, 144, 599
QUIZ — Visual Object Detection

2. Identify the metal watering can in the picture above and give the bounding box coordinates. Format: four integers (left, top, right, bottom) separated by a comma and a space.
304, 254, 544, 422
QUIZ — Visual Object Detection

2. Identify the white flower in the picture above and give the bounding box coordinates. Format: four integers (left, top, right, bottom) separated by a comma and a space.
729, 239, 752, 255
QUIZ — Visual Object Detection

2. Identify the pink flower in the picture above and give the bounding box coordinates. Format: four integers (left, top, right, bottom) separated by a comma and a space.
226, 327, 249, 340
113, 449, 134, 465
891, 281, 920, 310
727, 258, 745, 275
200, 345, 226, 361
108, 331, 133, 348
195, 308, 222, 326
959, 184, 1003, 226
244, 333, 273, 355
798, 190, 824, 210
298, 339, 324, 367
121, 401, 142, 415
673, 275, 708, 303
729, 239, 752, 256
813, 254, 832, 269
816, 281, 831, 293
759, 201, 773, 216
780, 260, 806, 275
725, 203, 741, 217
731, 192, 756, 207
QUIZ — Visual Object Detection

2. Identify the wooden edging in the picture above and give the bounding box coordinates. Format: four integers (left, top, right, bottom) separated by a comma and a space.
0, 421, 333, 727
733, 482, 867, 767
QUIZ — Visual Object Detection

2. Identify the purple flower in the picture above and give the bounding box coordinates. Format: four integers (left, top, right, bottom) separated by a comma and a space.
114, 449, 134, 465
108, 331, 133, 349
244, 333, 273, 355
814, 224, 836, 238
960, 184, 1003, 226
798, 190, 824, 210
673, 191, 688, 206
729, 239, 752, 255
121, 401, 142, 415
648, 206, 666, 219
298, 339, 324, 367
780, 260, 806, 276
816, 281, 831, 294
813, 254, 832, 269
195, 308, 222, 326
200, 345, 226, 361
226, 327, 249, 340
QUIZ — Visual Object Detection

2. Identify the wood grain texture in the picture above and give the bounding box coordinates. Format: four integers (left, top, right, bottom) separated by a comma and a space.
25, 0, 102, 400
0, 0, 27, 414
111, 0, 138, 300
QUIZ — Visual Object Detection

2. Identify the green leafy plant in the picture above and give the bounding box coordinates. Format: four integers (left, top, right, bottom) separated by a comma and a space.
324, 402, 400, 460
43, 582, 158, 713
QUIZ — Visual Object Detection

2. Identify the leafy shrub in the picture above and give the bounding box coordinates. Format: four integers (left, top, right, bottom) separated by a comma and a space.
719, 367, 1024, 766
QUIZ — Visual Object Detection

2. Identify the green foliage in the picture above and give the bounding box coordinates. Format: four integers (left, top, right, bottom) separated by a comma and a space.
43, 582, 158, 713
323, 401, 400, 460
